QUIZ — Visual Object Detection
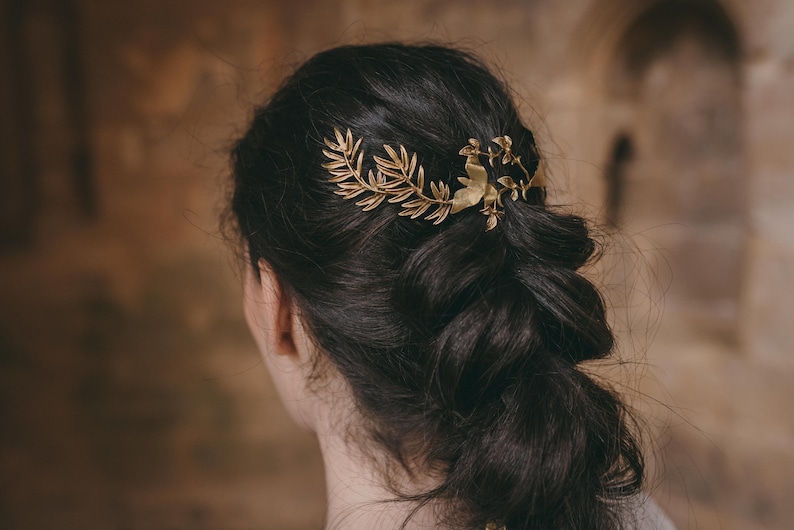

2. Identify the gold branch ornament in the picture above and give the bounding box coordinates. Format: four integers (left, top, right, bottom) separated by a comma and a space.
322, 128, 545, 231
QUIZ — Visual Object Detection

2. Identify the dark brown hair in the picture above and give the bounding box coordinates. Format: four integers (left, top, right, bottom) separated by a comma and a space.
229, 43, 644, 529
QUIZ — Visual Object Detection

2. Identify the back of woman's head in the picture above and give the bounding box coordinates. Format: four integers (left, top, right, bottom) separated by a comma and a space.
230, 44, 644, 529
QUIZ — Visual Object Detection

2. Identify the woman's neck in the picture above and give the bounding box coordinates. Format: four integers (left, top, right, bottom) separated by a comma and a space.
317, 432, 439, 530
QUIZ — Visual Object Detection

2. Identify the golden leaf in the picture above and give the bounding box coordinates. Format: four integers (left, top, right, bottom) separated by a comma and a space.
485, 214, 499, 231
378, 167, 405, 180
357, 194, 386, 211
458, 145, 477, 157
345, 128, 353, 152
497, 176, 515, 188
373, 155, 400, 171
411, 202, 432, 218
383, 144, 399, 165
430, 181, 445, 200
402, 198, 426, 209
333, 128, 345, 148
452, 178, 486, 213
356, 150, 364, 175
322, 160, 346, 170
388, 189, 414, 203
426, 204, 452, 224
321, 149, 343, 161
399, 145, 409, 168
497, 176, 519, 201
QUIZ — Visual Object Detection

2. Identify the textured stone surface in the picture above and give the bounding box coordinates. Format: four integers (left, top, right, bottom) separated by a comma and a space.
1, 0, 792, 528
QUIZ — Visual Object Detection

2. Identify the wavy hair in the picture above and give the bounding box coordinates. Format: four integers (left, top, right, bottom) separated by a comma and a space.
229, 44, 644, 529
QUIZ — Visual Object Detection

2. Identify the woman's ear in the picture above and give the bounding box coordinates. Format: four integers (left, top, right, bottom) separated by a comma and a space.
243, 260, 318, 430
243, 260, 300, 360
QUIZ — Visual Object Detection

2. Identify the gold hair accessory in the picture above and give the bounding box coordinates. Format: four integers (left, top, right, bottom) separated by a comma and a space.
322, 128, 545, 231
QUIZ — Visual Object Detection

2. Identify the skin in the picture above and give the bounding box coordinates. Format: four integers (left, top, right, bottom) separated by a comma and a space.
243, 262, 438, 530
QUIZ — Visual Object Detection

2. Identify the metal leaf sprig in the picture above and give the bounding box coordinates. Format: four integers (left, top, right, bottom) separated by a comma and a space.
322, 128, 545, 231
322, 128, 454, 224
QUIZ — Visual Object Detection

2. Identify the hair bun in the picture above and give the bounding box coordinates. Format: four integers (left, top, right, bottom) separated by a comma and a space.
503, 202, 597, 270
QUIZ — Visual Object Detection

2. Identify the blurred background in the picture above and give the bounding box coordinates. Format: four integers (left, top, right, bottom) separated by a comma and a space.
1, 0, 792, 528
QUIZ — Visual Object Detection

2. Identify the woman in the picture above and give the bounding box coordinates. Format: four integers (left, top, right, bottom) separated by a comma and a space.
229, 43, 673, 529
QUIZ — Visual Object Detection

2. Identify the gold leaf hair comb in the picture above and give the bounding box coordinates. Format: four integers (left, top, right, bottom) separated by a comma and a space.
322, 128, 545, 231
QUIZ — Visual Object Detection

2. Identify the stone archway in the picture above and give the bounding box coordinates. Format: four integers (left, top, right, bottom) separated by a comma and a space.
574, 0, 745, 338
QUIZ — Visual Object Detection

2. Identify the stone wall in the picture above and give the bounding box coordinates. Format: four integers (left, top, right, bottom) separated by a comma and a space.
1, 0, 792, 528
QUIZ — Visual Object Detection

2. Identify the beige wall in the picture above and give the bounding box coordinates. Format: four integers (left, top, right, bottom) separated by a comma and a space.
1, 0, 792, 528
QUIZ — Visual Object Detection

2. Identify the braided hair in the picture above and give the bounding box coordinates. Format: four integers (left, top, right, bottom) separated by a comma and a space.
229, 43, 644, 530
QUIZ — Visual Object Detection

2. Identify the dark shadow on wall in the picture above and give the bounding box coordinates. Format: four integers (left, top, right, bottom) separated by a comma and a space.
604, 133, 634, 228
0, 0, 95, 252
